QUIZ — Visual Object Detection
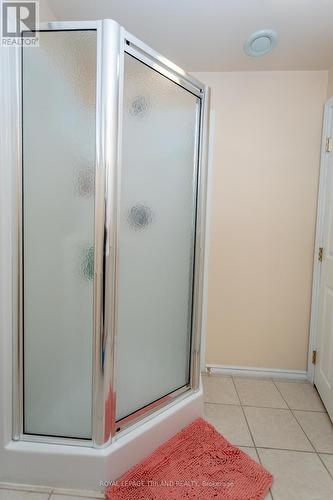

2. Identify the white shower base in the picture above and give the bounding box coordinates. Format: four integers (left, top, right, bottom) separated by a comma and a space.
0, 388, 203, 491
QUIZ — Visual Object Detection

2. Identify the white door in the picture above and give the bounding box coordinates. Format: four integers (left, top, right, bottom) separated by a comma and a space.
314, 97, 333, 421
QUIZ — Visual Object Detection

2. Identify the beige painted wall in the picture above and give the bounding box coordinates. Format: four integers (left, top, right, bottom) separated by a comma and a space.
328, 66, 333, 98
39, 0, 56, 21
195, 71, 327, 370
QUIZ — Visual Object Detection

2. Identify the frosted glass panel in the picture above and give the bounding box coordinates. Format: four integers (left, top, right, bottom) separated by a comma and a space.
23, 31, 96, 438
115, 54, 199, 420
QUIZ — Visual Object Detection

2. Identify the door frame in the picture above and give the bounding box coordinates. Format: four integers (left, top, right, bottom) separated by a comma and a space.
308, 96, 333, 383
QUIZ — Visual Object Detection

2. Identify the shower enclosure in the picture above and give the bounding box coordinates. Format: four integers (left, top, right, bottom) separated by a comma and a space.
1, 18, 209, 488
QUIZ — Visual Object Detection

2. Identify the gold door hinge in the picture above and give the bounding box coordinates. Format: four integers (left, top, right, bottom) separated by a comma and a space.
312, 350, 317, 365
319, 247, 324, 262
326, 137, 332, 153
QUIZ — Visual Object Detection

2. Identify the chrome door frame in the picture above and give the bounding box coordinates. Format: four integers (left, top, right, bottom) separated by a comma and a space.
114, 29, 210, 435
13, 19, 104, 449
13, 19, 210, 448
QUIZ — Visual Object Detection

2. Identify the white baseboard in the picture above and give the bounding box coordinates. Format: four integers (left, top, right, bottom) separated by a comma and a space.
206, 364, 308, 381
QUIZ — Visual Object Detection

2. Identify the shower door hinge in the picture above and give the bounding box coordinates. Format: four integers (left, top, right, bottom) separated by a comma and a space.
318, 247, 324, 262
326, 137, 332, 153
312, 350, 317, 365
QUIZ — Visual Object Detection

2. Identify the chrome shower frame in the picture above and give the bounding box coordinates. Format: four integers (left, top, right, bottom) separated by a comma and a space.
12, 19, 210, 448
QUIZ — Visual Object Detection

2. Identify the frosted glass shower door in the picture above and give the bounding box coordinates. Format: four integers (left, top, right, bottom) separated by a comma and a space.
115, 53, 200, 421
22, 31, 96, 438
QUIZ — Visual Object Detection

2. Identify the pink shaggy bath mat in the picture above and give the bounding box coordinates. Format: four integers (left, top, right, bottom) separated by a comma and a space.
106, 417, 273, 499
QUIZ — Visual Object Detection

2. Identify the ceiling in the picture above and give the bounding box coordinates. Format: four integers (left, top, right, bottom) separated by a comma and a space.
43, 0, 333, 72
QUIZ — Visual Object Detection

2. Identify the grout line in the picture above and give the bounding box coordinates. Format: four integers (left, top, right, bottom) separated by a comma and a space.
290, 408, 333, 464
290, 408, 319, 453
272, 379, 316, 452
0, 485, 53, 495
0, 487, 105, 500
230, 377, 256, 448
256, 448, 274, 500
256, 445, 324, 454
317, 453, 333, 481
229, 376, 241, 405
204, 401, 241, 407
204, 399, 327, 413
284, 408, 327, 414
49, 494, 103, 499
289, 388, 333, 479
243, 405, 325, 413
273, 379, 333, 483
275, 378, 327, 413
231, 376, 274, 499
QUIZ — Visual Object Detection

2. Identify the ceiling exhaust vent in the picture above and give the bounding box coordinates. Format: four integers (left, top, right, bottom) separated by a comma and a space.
244, 29, 277, 57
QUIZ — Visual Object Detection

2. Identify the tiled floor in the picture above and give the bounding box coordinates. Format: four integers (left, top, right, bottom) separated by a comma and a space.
203, 373, 333, 499
0, 486, 104, 500
1, 374, 333, 499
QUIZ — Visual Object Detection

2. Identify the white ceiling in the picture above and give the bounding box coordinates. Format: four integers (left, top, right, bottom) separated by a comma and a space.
44, 0, 333, 71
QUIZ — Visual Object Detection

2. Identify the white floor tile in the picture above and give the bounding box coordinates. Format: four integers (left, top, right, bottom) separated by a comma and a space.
244, 407, 313, 451
51, 496, 102, 500
0, 485, 51, 494
51, 490, 102, 499
258, 448, 333, 500
204, 403, 253, 446
294, 410, 333, 453
238, 446, 259, 461
0, 491, 50, 500
319, 454, 333, 477
275, 381, 325, 411
202, 374, 239, 404
233, 378, 287, 408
